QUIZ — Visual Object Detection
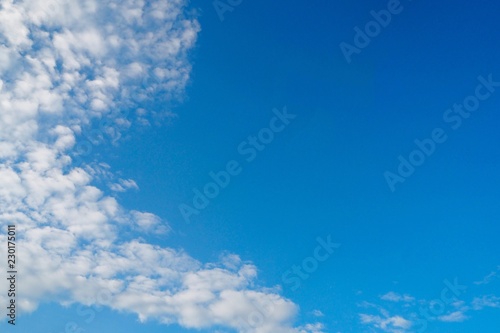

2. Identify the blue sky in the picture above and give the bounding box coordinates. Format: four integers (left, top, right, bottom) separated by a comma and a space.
0, 0, 499, 332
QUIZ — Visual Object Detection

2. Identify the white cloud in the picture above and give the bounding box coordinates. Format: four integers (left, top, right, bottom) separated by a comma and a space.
297, 323, 326, 333
472, 295, 500, 310
360, 313, 412, 333
361, 274, 500, 331
474, 266, 500, 285
110, 178, 139, 192
358, 297, 414, 333
0, 1, 321, 332
130, 210, 170, 235
438, 311, 468, 322
380, 292, 415, 303
310, 310, 324, 317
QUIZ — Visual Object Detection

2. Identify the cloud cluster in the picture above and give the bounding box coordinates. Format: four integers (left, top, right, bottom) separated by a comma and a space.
380, 292, 415, 303
359, 285, 500, 332
0, 1, 322, 332
360, 313, 411, 333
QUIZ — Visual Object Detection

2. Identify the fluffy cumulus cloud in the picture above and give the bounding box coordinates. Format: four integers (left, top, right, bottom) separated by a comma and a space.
0, 0, 322, 332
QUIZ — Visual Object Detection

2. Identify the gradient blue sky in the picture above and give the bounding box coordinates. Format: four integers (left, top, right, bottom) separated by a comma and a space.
1, 0, 500, 332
